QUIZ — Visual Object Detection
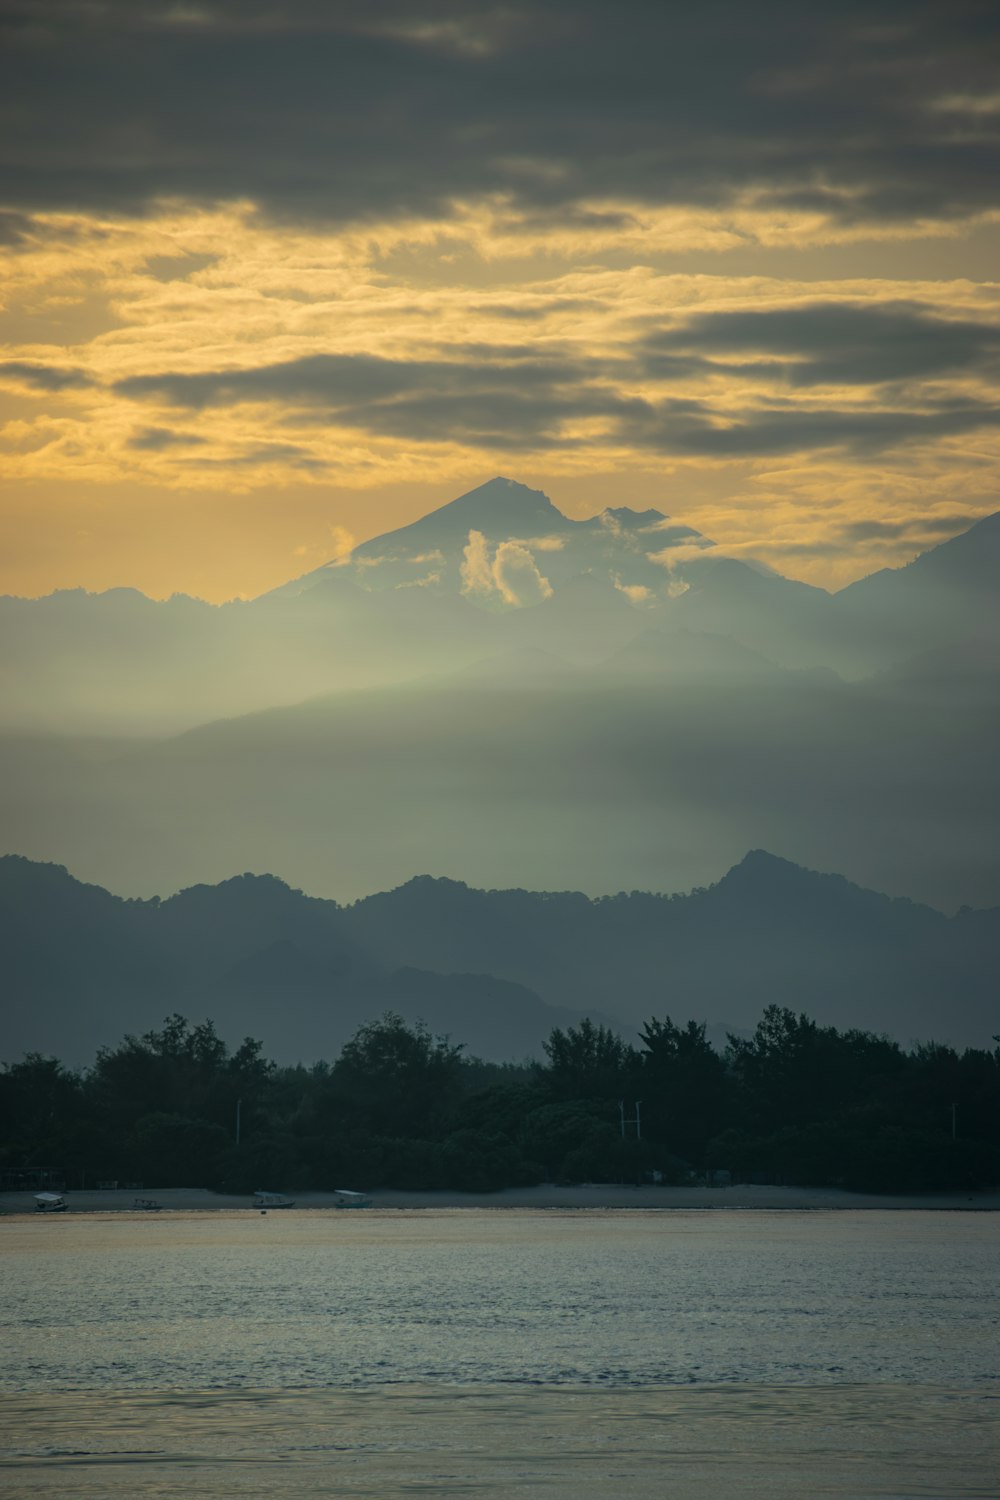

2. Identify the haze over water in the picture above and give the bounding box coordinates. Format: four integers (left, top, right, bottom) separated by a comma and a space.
2, 1209, 998, 1497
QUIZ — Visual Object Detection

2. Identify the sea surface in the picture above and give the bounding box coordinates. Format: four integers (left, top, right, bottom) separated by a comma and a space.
1, 1208, 997, 1497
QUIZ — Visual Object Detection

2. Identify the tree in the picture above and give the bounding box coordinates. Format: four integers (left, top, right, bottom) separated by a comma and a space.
638, 1016, 731, 1164
726, 1006, 903, 1135
0, 1053, 85, 1169
541, 1018, 639, 1101
519, 1100, 613, 1179
88, 1015, 271, 1133
330, 1012, 465, 1137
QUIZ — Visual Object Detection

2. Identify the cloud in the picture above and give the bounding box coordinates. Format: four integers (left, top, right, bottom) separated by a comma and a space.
615, 580, 653, 603
395, 569, 444, 588
838, 519, 921, 542
143, 251, 219, 282
468, 298, 599, 321
113, 347, 653, 452
0, 361, 95, 392
105, 278, 1000, 467
0, 209, 35, 245
919, 513, 987, 535
513, 535, 565, 552
642, 302, 1000, 388
838, 512, 986, 542
460, 528, 552, 606
649, 541, 727, 575
492, 539, 553, 605
228, 442, 324, 468
459, 530, 494, 597
627, 397, 1000, 459
114, 349, 594, 410
127, 426, 205, 451
1, 2, 997, 239
324, 524, 356, 564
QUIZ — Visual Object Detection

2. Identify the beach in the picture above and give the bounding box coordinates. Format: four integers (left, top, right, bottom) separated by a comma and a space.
4, 1181, 998, 1215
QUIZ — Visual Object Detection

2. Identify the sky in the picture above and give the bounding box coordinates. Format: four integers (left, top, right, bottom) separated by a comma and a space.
1, 0, 999, 601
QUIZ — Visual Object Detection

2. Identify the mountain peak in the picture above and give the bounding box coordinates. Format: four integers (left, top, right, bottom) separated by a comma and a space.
725, 848, 802, 881
420, 477, 565, 534
349, 478, 566, 564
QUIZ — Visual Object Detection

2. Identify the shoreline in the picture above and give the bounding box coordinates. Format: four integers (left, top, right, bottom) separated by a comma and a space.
3, 1182, 998, 1215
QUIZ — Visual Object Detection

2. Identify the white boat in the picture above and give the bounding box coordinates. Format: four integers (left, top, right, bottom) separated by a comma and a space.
34, 1192, 67, 1212
252, 1190, 295, 1209
332, 1188, 372, 1208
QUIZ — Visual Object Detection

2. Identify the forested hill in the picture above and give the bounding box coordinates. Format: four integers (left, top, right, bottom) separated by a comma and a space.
3, 851, 997, 1065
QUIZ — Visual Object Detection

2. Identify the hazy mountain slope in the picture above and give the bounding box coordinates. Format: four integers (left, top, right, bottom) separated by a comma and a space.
496, 573, 650, 661
0, 574, 503, 733
2, 852, 996, 1067
2, 641, 994, 912
836, 511, 1000, 660
673, 556, 842, 668
601, 625, 785, 679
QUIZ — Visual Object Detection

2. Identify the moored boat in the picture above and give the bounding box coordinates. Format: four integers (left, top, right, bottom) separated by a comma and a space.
34, 1192, 67, 1212
252, 1190, 295, 1208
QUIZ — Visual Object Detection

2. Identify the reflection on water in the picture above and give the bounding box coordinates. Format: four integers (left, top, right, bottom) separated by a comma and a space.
2, 1384, 998, 1498
2, 1210, 998, 1496
3, 1209, 997, 1391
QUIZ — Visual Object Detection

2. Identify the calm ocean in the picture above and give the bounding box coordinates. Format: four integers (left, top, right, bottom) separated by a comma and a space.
1, 1208, 997, 1496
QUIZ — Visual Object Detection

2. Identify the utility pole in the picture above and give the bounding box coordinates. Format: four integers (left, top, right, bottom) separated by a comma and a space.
236, 1098, 242, 1148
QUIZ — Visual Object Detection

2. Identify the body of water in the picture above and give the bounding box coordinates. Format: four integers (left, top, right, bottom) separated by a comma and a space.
1, 1208, 997, 1496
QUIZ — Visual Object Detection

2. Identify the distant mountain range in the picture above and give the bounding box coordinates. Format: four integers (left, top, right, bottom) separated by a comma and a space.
0, 477, 997, 912
2, 851, 997, 1067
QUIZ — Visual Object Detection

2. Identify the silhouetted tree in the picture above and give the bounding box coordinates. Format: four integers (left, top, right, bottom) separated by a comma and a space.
639, 1016, 732, 1165
541, 1018, 639, 1101
330, 1012, 465, 1137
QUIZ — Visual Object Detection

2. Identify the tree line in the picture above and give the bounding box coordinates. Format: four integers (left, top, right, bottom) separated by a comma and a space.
2, 1006, 998, 1195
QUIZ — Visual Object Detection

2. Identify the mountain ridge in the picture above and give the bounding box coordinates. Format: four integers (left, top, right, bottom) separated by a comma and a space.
3, 849, 996, 1066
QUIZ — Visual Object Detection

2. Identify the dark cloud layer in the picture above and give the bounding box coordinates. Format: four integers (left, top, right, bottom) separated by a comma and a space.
116, 348, 647, 450
1, 1, 997, 230
838, 513, 983, 543
0, 361, 94, 391
632, 401, 1000, 459
645, 303, 1000, 387
115, 351, 594, 408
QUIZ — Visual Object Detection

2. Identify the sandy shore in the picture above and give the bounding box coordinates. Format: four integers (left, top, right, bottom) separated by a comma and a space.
3, 1183, 998, 1214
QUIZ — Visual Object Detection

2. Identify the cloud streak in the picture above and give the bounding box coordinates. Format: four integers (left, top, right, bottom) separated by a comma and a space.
641, 302, 1000, 388
111, 298, 1000, 461
0, 361, 95, 392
